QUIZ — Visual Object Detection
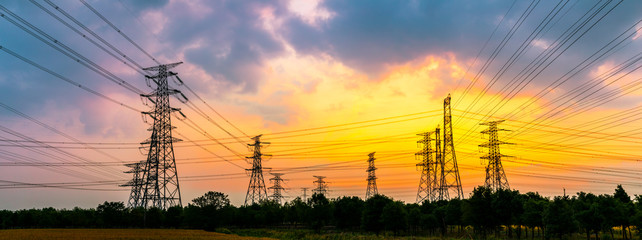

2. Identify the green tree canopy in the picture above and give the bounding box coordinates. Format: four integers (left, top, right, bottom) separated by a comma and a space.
191, 191, 230, 209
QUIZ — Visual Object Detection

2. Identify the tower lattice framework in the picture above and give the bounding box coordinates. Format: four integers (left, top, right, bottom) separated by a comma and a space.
121, 161, 144, 208
415, 131, 438, 203
441, 94, 464, 199
268, 173, 286, 204
435, 127, 444, 200
137, 62, 184, 209
301, 187, 309, 202
365, 152, 378, 199
245, 134, 270, 205
313, 176, 328, 196
479, 120, 512, 191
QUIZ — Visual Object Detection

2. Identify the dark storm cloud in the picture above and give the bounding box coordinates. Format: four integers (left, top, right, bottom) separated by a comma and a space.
158, 0, 288, 93
282, 0, 515, 79
278, 0, 642, 99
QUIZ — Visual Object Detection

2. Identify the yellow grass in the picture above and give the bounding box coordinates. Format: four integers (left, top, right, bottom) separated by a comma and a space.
0, 229, 275, 240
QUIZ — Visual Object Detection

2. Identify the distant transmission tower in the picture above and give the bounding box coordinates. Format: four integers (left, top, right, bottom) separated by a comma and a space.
245, 134, 270, 205
301, 187, 309, 202
435, 126, 444, 200
121, 161, 144, 208
313, 176, 328, 196
365, 152, 378, 199
415, 131, 437, 203
137, 62, 184, 209
268, 173, 286, 204
441, 94, 464, 199
479, 120, 512, 191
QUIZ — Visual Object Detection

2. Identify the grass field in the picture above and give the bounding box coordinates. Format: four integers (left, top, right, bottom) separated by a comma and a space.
0, 229, 275, 240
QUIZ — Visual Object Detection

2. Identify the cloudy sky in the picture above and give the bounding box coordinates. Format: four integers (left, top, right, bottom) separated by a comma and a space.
0, 0, 641, 209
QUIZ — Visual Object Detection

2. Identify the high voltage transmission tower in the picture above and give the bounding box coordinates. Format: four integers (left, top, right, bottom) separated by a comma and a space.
301, 187, 309, 202
365, 152, 378, 199
132, 62, 185, 209
441, 94, 464, 199
434, 127, 444, 200
415, 131, 437, 203
268, 173, 286, 204
415, 94, 464, 202
121, 161, 144, 208
313, 176, 328, 196
245, 135, 271, 205
479, 120, 512, 191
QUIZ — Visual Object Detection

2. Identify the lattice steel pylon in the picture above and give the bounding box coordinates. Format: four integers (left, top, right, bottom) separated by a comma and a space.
245, 134, 270, 205
435, 127, 444, 200
365, 152, 378, 199
479, 120, 512, 191
313, 176, 328, 196
121, 161, 144, 208
416, 131, 438, 203
441, 94, 464, 199
301, 187, 309, 202
135, 62, 184, 209
268, 173, 286, 204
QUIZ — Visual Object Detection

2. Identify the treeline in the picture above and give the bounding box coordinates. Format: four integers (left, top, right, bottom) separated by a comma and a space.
1, 185, 641, 239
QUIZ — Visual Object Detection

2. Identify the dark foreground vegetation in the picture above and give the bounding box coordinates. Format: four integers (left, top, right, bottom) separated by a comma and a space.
1, 185, 641, 239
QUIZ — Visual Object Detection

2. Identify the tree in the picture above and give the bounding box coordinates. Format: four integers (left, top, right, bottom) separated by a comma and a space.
631, 195, 642, 239
191, 191, 230, 209
284, 197, 309, 227
96, 201, 125, 227
614, 185, 631, 203
597, 194, 619, 239
492, 189, 523, 238
464, 186, 496, 238
543, 196, 577, 239
406, 203, 422, 235
381, 201, 408, 235
419, 200, 439, 236
523, 198, 547, 239
613, 185, 633, 239
573, 192, 601, 240
433, 201, 448, 236
144, 207, 164, 228
259, 200, 284, 226
165, 206, 183, 228
362, 194, 393, 234
333, 196, 364, 229
445, 198, 463, 235
308, 193, 332, 231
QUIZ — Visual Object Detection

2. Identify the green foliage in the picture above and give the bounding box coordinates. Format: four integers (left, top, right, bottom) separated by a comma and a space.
333, 196, 364, 229
464, 186, 496, 237
96, 201, 125, 227
308, 193, 332, 231
191, 191, 231, 209
1, 185, 641, 240
381, 200, 408, 235
361, 194, 393, 233
543, 196, 577, 239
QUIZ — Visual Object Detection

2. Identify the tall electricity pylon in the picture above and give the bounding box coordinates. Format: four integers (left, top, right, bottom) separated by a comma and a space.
480, 120, 512, 191
245, 134, 270, 205
435, 126, 444, 200
441, 94, 464, 199
121, 161, 144, 208
268, 173, 286, 204
416, 131, 438, 203
313, 176, 328, 196
301, 187, 309, 202
365, 152, 378, 199
138, 62, 184, 209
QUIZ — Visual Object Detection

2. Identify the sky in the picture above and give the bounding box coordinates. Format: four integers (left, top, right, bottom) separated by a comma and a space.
0, 0, 642, 209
